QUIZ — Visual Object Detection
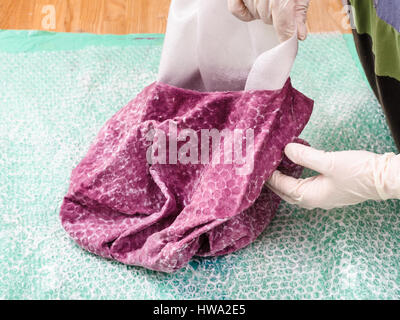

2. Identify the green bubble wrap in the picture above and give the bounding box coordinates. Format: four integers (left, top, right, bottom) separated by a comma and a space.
1, 30, 399, 299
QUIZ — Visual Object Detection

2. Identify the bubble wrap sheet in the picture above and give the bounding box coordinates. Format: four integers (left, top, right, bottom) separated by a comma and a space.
1, 30, 400, 299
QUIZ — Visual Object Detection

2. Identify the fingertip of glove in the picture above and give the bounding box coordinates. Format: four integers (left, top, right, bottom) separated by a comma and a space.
228, 0, 255, 22
284, 143, 299, 157
298, 33, 307, 41
297, 23, 308, 41
266, 170, 280, 185
284, 142, 312, 165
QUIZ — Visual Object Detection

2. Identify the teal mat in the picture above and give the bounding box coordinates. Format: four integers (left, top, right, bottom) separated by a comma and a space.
1, 30, 400, 300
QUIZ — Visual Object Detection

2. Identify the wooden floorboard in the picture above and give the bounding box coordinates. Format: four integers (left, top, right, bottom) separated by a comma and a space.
0, 0, 351, 34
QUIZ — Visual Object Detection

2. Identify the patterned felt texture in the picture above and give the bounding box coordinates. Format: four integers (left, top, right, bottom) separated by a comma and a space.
1, 30, 400, 299
60, 80, 312, 272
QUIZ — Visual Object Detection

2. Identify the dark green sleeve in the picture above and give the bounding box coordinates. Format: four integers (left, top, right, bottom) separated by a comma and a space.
349, 0, 400, 150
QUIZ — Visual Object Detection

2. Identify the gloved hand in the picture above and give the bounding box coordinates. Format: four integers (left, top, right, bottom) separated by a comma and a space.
266, 143, 400, 210
227, 0, 310, 42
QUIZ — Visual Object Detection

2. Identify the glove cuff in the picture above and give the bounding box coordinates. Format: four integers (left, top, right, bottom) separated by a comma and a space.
373, 152, 400, 200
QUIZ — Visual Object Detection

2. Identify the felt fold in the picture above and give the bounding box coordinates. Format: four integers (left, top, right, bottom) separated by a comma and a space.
60, 80, 313, 272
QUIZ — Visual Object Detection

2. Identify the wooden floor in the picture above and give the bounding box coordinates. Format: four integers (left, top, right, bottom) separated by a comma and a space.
0, 0, 350, 34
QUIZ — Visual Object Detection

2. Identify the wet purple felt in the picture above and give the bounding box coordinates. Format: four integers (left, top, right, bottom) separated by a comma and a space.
60, 79, 313, 272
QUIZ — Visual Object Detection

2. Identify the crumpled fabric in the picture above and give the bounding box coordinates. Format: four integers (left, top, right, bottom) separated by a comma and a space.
60, 80, 313, 272
59, 0, 314, 272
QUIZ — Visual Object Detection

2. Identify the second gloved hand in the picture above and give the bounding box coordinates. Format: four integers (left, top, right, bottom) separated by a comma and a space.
228, 0, 310, 42
266, 143, 400, 210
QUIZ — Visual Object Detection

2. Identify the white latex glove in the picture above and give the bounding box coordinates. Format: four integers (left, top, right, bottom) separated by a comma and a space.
227, 0, 310, 42
266, 143, 400, 210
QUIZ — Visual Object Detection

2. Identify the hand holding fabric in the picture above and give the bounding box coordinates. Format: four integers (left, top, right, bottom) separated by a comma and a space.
227, 0, 310, 42
266, 143, 400, 209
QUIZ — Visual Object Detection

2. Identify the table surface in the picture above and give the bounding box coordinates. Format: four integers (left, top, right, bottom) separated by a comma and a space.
1, 30, 399, 299
0, 0, 351, 34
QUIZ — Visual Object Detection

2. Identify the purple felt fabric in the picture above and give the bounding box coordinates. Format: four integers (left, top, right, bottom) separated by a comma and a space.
60, 79, 313, 272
